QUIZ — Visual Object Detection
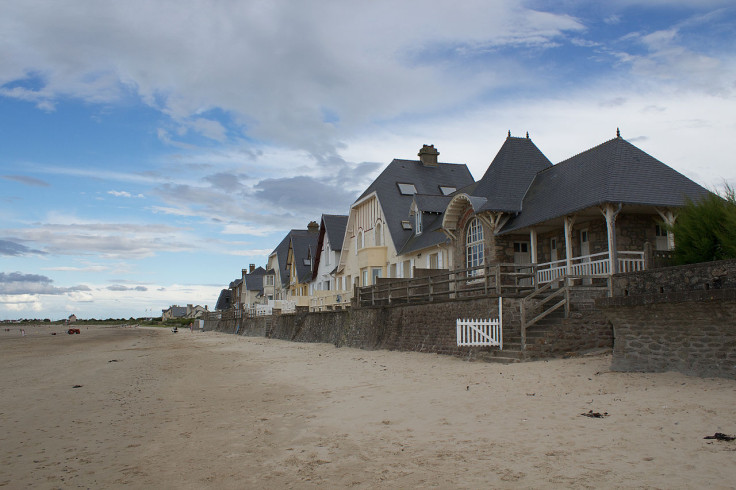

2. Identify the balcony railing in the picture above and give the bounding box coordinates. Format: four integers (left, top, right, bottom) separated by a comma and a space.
536, 251, 645, 284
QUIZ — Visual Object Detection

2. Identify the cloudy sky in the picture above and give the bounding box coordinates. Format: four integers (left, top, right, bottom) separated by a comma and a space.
1, 1, 735, 320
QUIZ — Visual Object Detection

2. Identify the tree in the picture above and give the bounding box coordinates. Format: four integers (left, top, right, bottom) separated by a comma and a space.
670, 184, 736, 265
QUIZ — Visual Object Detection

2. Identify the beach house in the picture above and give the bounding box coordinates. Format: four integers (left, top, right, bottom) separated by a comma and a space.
441, 130, 709, 285
334, 145, 475, 302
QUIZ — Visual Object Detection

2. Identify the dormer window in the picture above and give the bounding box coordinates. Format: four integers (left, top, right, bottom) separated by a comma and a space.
401, 220, 412, 230
397, 183, 417, 195
439, 186, 456, 195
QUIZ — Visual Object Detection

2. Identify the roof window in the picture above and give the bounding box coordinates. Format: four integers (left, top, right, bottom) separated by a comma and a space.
397, 183, 417, 195
401, 220, 413, 230
439, 186, 456, 195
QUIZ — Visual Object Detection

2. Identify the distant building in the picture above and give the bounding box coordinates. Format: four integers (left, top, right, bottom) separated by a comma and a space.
67, 314, 77, 323
161, 304, 208, 320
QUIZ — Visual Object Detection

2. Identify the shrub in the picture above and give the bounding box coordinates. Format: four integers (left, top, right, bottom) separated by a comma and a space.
671, 184, 736, 264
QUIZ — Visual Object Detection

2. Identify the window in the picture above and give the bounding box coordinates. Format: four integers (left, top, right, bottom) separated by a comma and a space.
361, 269, 369, 286
372, 268, 382, 283
401, 220, 412, 230
415, 212, 422, 235
325, 245, 330, 265
375, 222, 382, 246
655, 224, 670, 251
439, 186, 456, 196
429, 252, 439, 269
265, 275, 274, 286
514, 242, 529, 253
466, 218, 484, 274
357, 230, 364, 250
397, 183, 417, 195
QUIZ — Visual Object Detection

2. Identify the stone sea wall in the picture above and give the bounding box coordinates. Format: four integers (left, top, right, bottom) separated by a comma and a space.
599, 259, 736, 379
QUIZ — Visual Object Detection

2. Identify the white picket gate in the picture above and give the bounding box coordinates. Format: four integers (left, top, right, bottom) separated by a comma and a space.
456, 298, 503, 349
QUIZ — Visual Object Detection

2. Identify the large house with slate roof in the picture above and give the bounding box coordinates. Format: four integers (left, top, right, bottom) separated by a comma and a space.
334, 145, 475, 302
442, 130, 709, 284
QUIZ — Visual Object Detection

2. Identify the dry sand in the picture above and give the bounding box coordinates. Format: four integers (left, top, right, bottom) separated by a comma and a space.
1, 325, 735, 489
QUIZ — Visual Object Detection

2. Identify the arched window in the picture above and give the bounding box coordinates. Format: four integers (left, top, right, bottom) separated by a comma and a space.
466, 218, 484, 274
375, 222, 382, 246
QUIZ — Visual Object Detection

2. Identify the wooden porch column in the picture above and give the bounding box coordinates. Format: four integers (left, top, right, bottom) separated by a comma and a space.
601, 203, 622, 275
529, 228, 538, 264
656, 208, 677, 250
563, 215, 575, 279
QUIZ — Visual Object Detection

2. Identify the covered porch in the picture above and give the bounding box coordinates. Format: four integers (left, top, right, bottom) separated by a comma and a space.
500, 202, 676, 287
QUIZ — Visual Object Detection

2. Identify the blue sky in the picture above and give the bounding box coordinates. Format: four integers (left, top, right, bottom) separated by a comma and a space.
1, 0, 735, 320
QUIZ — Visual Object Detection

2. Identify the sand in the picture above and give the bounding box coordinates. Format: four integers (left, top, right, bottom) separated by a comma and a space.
1, 325, 735, 489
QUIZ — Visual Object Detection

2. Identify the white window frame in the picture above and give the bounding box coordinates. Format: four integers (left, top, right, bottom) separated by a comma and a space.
466, 218, 484, 275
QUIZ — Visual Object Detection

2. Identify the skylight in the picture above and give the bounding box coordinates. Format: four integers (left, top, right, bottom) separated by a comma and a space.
439, 186, 456, 195
397, 183, 417, 195
401, 220, 412, 230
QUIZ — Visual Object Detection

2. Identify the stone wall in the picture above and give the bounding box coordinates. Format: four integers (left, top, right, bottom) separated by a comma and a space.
208, 296, 520, 360
206, 292, 614, 361
611, 259, 736, 295
599, 259, 736, 379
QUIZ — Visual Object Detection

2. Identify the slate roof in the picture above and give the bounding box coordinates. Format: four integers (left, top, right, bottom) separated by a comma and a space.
270, 232, 294, 286
322, 214, 348, 252
500, 136, 710, 233
168, 306, 187, 318
244, 266, 267, 293
288, 229, 320, 284
215, 289, 232, 311
399, 212, 449, 255
473, 136, 552, 213
312, 214, 348, 280
356, 158, 474, 252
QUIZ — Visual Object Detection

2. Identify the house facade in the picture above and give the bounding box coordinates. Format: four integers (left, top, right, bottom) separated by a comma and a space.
335, 145, 475, 301
284, 221, 320, 306
442, 130, 709, 285
309, 214, 349, 311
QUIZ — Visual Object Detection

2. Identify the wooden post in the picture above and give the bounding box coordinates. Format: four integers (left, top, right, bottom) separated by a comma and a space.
601, 203, 621, 275
564, 215, 575, 286
495, 265, 501, 295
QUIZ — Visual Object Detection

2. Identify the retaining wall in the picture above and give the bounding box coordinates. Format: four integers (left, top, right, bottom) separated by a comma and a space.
599, 259, 736, 379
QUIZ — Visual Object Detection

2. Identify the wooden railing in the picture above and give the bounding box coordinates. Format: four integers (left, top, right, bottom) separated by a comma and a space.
520, 281, 569, 349
536, 251, 645, 283
355, 263, 535, 307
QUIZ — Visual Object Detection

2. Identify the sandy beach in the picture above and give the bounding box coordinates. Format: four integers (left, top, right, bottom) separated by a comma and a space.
1, 325, 734, 489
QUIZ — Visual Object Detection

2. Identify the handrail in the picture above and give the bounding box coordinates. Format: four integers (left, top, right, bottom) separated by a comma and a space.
520, 278, 570, 350
355, 262, 538, 307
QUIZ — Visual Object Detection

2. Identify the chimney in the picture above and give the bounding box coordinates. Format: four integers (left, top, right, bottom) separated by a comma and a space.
418, 144, 439, 167
249, 264, 255, 273
307, 221, 319, 233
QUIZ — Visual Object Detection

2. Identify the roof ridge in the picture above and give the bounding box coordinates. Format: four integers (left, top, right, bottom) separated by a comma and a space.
555, 137, 620, 166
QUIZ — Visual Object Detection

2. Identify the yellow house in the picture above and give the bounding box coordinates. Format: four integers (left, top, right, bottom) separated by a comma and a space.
335, 145, 474, 301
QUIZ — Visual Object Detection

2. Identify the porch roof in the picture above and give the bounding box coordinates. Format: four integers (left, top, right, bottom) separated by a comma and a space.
499, 136, 710, 234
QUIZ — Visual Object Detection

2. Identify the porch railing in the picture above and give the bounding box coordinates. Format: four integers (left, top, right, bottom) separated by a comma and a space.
536, 251, 645, 284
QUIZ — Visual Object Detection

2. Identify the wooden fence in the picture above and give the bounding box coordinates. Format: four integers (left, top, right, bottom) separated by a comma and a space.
355, 263, 536, 307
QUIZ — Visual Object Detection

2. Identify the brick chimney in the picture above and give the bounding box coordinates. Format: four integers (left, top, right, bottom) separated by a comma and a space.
418, 144, 439, 167
249, 264, 255, 273
307, 221, 319, 233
